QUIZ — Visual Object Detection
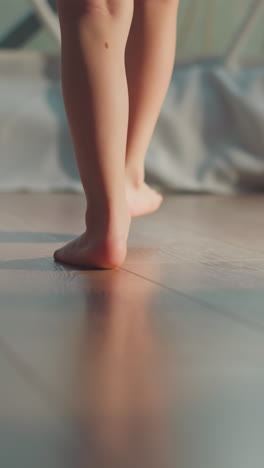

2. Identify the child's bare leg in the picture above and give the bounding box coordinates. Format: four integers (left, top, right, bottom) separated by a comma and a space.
125, 0, 179, 217
54, 0, 133, 269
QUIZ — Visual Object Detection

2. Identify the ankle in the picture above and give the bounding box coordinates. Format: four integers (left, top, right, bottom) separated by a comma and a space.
125, 167, 145, 189
85, 197, 130, 235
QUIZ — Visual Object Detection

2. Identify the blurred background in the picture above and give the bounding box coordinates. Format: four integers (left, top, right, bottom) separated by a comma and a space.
1, 0, 264, 193
1, 0, 264, 60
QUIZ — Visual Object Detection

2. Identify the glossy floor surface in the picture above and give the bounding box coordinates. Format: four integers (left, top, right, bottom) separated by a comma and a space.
0, 193, 263, 468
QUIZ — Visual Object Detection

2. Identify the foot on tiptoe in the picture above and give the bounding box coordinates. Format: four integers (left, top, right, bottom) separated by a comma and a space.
126, 174, 163, 218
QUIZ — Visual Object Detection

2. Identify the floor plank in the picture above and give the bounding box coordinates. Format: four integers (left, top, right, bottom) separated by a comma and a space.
0, 193, 264, 467
125, 196, 264, 328
0, 354, 68, 468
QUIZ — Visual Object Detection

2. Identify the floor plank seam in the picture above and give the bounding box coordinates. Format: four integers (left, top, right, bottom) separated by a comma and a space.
121, 267, 264, 336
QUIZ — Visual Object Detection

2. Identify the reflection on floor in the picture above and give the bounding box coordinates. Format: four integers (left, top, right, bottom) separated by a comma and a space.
0, 193, 264, 468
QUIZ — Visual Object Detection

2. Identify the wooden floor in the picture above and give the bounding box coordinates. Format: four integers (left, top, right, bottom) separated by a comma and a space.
0, 193, 264, 468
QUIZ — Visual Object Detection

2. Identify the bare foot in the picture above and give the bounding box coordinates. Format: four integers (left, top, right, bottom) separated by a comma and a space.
126, 181, 163, 218
53, 181, 163, 269
53, 205, 131, 269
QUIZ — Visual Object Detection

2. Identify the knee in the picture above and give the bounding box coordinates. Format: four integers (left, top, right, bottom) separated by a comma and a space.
57, 0, 130, 19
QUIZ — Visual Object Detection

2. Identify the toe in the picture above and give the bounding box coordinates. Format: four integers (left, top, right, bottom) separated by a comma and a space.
157, 192, 163, 202
153, 191, 163, 205
155, 190, 163, 200
53, 248, 62, 262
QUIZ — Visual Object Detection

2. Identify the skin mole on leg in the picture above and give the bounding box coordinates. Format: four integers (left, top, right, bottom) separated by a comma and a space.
104, 41, 109, 49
